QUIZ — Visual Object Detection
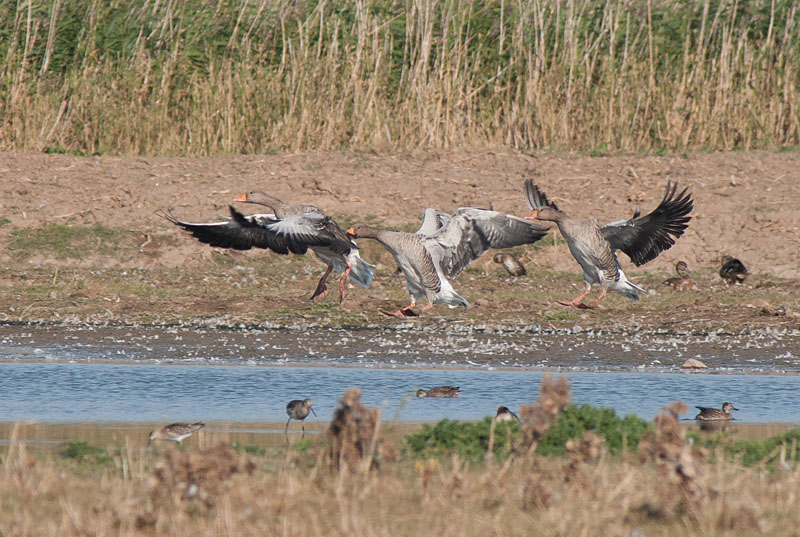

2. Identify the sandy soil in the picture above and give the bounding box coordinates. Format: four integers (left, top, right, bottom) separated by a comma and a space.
1, 149, 799, 334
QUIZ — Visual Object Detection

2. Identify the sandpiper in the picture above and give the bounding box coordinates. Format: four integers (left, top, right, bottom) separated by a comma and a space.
148, 422, 205, 445
286, 398, 317, 439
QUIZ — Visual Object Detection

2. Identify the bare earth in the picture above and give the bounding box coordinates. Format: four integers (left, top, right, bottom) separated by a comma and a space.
1, 149, 799, 341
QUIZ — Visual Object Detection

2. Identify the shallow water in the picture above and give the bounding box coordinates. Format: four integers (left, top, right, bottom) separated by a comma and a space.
1, 361, 798, 424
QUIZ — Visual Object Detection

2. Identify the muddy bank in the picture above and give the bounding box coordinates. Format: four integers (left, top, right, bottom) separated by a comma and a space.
2, 321, 798, 373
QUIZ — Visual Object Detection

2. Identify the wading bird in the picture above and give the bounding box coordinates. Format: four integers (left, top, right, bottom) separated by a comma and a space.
285, 398, 317, 439
495, 406, 521, 422
148, 422, 205, 445
524, 180, 693, 308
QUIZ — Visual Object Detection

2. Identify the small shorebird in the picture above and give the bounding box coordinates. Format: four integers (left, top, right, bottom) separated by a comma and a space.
285, 398, 317, 439
416, 386, 462, 398
524, 180, 693, 308
148, 422, 205, 445
719, 255, 748, 285
495, 406, 520, 422
493, 253, 527, 276
662, 261, 697, 291
695, 402, 739, 421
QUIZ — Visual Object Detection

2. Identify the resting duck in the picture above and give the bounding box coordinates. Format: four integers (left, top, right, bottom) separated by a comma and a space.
662, 261, 697, 291
416, 386, 462, 398
495, 405, 521, 422
159, 191, 373, 303
695, 402, 738, 421
493, 252, 527, 276
719, 255, 748, 285
346, 208, 549, 316
524, 180, 693, 308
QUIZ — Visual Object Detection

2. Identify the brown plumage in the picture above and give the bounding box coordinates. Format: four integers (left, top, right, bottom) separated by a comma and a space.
286, 398, 317, 439
493, 253, 527, 276
148, 422, 205, 445
719, 255, 748, 284
524, 180, 693, 308
695, 402, 738, 421
416, 386, 462, 398
662, 261, 697, 291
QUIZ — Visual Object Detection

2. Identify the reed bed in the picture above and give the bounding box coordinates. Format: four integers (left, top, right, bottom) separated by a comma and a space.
3, 382, 800, 535
1, 0, 797, 156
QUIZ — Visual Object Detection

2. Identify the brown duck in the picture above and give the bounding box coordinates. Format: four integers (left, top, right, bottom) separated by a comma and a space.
662, 261, 697, 291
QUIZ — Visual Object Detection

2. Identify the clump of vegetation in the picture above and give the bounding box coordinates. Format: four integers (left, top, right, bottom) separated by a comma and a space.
327, 387, 396, 472
60, 441, 112, 465
405, 401, 651, 462
694, 428, 800, 468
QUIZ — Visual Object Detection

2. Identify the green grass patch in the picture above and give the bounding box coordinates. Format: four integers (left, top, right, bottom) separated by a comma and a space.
404, 404, 651, 462
8, 224, 133, 260
60, 441, 112, 465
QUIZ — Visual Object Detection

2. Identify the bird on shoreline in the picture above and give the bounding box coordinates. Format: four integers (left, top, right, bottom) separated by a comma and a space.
695, 402, 738, 421
495, 406, 520, 422
286, 398, 317, 439
493, 253, 527, 276
148, 422, 205, 445
524, 180, 693, 308
159, 190, 373, 303
347, 207, 549, 317
662, 261, 697, 291
719, 255, 748, 285
416, 386, 462, 398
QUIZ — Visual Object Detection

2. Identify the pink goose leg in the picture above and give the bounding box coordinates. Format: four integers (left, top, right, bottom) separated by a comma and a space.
337, 263, 352, 303
310, 264, 334, 301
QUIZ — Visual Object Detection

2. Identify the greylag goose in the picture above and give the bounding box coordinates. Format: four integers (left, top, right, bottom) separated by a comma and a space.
662, 261, 697, 291
524, 180, 693, 308
493, 252, 527, 276
285, 398, 316, 439
148, 422, 205, 445
495, 405, 521, 422
159, 191, 373, 303
695, 402, 738, 421
346, 208, 549, 316
416, 386, 462, 398
719, 255, 748, 284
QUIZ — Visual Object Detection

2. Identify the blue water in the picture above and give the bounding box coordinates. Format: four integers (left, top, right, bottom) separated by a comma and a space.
1, 362, 798, 424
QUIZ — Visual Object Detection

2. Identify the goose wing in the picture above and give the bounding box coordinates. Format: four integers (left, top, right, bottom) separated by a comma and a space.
600, 181, 693, 266
416, 208, 452, 236
424, 208, 549, 278
267, 211, 354, 256
524, 179, 559, 211
159, 207, 304, 254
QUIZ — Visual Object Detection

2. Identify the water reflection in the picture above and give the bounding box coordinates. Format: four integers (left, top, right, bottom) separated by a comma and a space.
1, 362, 798, 424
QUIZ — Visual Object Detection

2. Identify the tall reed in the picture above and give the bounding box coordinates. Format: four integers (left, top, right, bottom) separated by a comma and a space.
1, 0, 797, 155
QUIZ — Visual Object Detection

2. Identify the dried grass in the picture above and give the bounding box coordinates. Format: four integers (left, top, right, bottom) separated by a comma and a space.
1, 0, 797, 155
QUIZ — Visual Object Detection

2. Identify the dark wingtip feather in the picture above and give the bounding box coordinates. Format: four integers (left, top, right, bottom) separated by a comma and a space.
523, 179, 559, 211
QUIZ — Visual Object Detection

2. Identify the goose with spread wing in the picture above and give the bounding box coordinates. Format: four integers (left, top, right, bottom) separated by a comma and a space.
524, 180, 693, 308
346, 208, 550, 317
159, 191, 373, 303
